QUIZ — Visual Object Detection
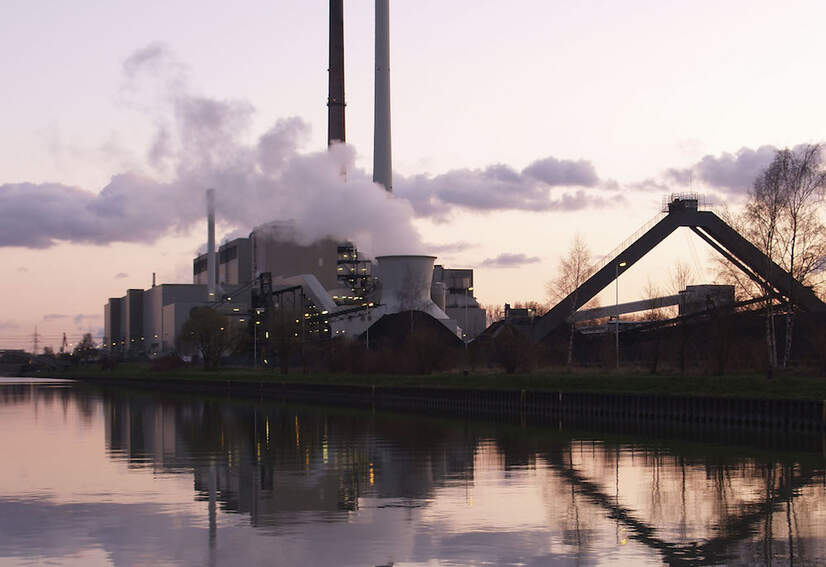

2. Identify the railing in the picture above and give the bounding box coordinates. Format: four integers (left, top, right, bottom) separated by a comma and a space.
588, 210, 667, 275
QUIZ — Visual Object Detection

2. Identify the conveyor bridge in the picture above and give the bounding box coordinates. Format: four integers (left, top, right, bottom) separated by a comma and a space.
532, 196, 826, 342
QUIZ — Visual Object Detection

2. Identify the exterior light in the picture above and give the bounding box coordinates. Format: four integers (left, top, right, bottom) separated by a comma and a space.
619, 261, 627, 267
239, 318, 245, 322
321, 310, 328, 315
265, 331, 269, 339
232, 308, 240, 312
256, 321, 261, 325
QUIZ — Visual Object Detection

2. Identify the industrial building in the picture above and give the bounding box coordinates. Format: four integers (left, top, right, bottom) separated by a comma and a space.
103, 1, 487, 358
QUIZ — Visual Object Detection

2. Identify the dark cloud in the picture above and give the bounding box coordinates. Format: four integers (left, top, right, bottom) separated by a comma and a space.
0, 320, 19, 330
480, 252, 541, 268
114, 272, 128, 279
666, 145, 778, 194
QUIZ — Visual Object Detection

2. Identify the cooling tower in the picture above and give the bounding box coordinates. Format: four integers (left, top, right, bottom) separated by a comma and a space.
372, 0, 392, 192
376, 256, 451, 321
206, 188, 216, 299
328, 0, 346, 145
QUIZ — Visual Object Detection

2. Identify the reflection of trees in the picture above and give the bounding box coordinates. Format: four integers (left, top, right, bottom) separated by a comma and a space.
8, 382, 825, 565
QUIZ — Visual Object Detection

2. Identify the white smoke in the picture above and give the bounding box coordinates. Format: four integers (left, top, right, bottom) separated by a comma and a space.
0, 44, 424, 256
0, 44, 617, 254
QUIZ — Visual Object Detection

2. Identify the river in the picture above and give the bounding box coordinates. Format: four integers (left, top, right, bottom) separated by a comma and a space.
0, 377, 823, 566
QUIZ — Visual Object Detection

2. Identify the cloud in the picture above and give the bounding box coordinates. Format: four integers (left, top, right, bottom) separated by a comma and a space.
42, 314, 69, 322
522, 156, 599, 187
16, 266, 27, 272
0, 44, 623, 253
396, 160, 616, 219
0, 45, 423, 257
0, 320, 19, 331
114, 272, 128, 279
665, 145, 778, 194
480, 252, 541, 268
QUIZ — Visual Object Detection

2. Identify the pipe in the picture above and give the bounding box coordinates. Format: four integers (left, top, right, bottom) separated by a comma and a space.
206, 188, 216, 299
372, 0, 392, 192
327, 0, 346, 145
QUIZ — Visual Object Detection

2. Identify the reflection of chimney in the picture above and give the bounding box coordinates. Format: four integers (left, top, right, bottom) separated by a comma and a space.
206, 188, 216, 300
373, 0, 392, 192
328, 0, 346, 146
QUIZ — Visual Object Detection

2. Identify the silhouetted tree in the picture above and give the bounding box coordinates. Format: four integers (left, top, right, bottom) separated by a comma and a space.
546, 235, 595, 366
177, 307, 235, 369
73, 333, 97, 362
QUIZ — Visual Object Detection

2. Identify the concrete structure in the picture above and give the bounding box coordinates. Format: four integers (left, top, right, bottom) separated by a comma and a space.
679, 285, 735, 315
376, 255, 459, 335
105, 282, 249, 356
328, 0, 345, 145
251, 223, 340, 290
142, 284, 209, 355
103, 297, 124, 351
194, 237, 253, 288
373, 0, 392, 192
432, 265, 486, 339
124, 289, 144, 350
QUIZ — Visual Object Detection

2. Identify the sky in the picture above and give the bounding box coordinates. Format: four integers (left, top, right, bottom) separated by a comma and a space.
3, 0, 826, 351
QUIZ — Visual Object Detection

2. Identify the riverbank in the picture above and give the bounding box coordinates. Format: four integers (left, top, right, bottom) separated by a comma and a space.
61, 363, 826, 401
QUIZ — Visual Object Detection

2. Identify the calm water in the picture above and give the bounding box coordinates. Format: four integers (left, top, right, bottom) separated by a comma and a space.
0, 379, 824, 566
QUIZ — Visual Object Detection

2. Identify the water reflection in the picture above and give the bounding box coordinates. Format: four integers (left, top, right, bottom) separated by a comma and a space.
0, 378, 824, 566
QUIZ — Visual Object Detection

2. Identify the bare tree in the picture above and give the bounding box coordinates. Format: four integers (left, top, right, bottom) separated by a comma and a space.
642, 278, 667, 321
546, 234, 594, 366
177, 307, 236, 369
775, 145, 826, 367
669, 260, 694, 295
483, 303, 504, 324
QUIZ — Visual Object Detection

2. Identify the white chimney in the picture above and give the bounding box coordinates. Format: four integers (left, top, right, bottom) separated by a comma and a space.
206, 188, 216, 300
373, 0, 392, 192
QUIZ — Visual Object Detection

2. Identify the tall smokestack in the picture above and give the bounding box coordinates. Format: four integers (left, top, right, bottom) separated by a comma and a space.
327, 0, 346, 146
373, 0, 392, 192
206, 188, 216, 300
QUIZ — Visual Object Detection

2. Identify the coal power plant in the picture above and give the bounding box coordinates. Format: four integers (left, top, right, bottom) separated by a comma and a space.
103, 0, 485, 362
102, 2, 826, 374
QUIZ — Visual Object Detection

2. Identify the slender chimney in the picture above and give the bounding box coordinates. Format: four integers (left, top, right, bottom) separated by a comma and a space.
206, 188, 216, 300
373, 0, 392, 192
152, 272, 156, 288
328, 0, 346, 145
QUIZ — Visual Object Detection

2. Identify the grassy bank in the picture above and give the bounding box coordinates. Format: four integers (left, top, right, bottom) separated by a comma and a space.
61, 363, 826, 401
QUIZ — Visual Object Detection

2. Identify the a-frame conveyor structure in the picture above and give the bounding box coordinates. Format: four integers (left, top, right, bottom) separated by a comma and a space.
532, 196, 826, 342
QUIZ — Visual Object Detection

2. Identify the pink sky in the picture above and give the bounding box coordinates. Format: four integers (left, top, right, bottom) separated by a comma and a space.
2, 1, 826, 350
